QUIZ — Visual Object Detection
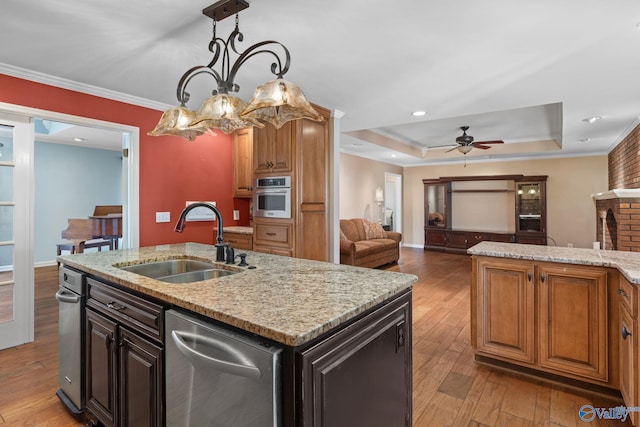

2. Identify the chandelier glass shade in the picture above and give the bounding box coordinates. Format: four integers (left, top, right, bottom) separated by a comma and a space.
148, 0, 323, 139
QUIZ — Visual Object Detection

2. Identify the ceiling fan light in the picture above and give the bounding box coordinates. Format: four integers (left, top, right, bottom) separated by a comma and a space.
147, 106, 208, 141
241, 79, 324, 128
190, 94, 264, 135
457, 145, 473, 154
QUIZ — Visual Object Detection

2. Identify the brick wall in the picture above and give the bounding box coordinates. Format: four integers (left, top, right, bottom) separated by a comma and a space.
609, 123, 640, 189
599, 123, 640, 251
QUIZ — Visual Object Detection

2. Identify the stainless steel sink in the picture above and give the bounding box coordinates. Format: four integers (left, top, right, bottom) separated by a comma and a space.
118, 259, 238, 283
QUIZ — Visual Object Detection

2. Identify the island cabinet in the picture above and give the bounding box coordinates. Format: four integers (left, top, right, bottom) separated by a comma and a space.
282, 289, 412, 427
233, 127, 254, 198
472, 257, 610, 385
84, 278, 165, 427
618, 275, 638, 426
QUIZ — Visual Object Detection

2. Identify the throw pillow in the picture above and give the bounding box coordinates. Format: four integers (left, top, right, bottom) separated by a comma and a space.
363, 219, 385, 239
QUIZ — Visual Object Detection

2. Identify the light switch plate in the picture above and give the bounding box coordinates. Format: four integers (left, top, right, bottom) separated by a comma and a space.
233, 210, 240, 220
156, 212, 170, 223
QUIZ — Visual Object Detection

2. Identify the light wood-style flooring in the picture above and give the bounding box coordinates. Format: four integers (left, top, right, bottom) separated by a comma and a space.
0, 249, 631, 426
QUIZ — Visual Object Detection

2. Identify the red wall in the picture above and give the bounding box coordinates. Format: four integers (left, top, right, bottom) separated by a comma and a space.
0, 74, 250, 246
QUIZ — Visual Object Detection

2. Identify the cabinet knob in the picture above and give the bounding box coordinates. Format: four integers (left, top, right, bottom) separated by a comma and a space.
540, 273, 546, 283
618, 288, 628, 298
107, 301, 126, 311
527, 272, 532, 282
622, 325, 633, 340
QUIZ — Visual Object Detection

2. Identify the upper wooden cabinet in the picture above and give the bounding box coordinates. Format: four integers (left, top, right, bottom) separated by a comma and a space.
253, 121, 294, 175
250, 104, 332, 261
233, 127, 253, 198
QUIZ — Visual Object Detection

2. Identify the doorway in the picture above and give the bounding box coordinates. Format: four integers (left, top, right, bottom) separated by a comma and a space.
384, 172, 402, 233
0, 103, 139, 350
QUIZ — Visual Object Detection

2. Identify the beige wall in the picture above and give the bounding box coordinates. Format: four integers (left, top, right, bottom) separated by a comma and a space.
402, 156, 608, 249
339, 153, 403, 221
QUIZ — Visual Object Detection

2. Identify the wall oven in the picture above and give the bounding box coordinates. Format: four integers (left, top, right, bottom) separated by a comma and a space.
254, 176, 291, 219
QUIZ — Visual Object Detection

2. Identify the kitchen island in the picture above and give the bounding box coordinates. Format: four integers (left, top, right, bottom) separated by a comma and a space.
469, 241, 640, 425
57, 242, 417, 427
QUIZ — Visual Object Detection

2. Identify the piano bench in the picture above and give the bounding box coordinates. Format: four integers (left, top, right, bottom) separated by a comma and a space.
56, 239, 113, 265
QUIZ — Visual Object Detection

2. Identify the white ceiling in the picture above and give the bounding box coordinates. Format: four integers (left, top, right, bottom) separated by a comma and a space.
1, 0, 639, 166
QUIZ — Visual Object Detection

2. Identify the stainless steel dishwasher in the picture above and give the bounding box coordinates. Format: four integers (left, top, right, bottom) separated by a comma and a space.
165, 309, 282, 427
55, 266, 86, 415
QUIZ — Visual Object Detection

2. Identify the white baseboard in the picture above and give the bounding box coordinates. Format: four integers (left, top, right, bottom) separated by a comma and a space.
402, 243, 424, 249
35, 260, 57, 268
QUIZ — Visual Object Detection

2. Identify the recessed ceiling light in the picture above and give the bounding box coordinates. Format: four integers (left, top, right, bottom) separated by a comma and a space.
411, 111, 426, 117
350, 142, 363, 147
391, 154, 397, 158
578, 137, 592, 142
582, 116, 601, 124
73, 137, 85, 142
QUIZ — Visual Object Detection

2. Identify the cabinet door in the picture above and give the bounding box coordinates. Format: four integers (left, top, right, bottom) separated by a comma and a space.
301, 292, 412, 427
119, 328, 163, 427
86, 308, 119, 427
537, 265, 608, 382
233, 127, 253, 198
425, 229, 446, 248
253, 122, 293, 174
475, 259, 535, 364
619, 304, 637, 425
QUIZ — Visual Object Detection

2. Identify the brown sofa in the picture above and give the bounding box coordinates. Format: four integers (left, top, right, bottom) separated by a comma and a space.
340, 218, 402, 268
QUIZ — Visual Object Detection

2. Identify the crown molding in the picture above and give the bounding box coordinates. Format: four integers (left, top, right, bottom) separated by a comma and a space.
0, 62, 173, 112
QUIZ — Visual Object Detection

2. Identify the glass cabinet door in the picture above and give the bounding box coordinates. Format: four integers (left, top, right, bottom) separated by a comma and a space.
426, 185, 446, 228
516, 183, 542, 232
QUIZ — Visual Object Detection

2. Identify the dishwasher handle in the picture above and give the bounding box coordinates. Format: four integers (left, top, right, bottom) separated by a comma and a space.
55, 288, 80, 304
171, 330, 261, 380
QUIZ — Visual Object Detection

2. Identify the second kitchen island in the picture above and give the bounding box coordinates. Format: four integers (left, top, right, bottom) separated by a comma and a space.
57, 242, 417, 427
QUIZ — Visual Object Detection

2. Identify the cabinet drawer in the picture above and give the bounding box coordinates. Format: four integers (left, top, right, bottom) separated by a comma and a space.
447, 231, 468, 249
224, 232, 253, 251
254, 222, 292, 246
425, 229, 446, 246
618, 276, 637, 317
87, 278, 164, 343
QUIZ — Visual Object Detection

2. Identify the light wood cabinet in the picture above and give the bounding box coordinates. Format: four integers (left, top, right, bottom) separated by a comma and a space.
222, 231, 252, 251
233, 127, 253, 198
250, 105, 331, 261
253, 121, 293, 175
537, 264, 608, 382
475, 258, 535, 364
618, 276, 638, 426
253, 219, 295, 257
472, 257, 609, 385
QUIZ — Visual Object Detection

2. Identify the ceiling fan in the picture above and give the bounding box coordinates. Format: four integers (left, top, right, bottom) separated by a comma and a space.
445, 126, 504, 154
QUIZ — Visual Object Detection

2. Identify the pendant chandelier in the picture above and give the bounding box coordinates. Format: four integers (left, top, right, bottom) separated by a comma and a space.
149, 0, 323, 140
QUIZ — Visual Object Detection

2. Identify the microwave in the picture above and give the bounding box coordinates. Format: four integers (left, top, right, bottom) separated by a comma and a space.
254, 176, 292, 219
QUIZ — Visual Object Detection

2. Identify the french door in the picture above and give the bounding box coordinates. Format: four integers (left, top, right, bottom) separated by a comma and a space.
0, 112, 34, 350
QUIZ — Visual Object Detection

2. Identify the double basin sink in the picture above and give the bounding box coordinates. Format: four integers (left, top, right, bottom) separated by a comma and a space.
119, 259, 239, 284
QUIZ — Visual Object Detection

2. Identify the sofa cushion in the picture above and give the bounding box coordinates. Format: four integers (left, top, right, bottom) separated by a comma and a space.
353, 240, 386, 258
369, 238, 398, 250
363, 220, 385, 239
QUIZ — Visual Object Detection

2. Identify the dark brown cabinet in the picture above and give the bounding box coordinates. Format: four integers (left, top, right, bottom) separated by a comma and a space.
515, 178, 547, 245
298, 290, 412, 427
423, 175, 547, 252
84, 278, 164, 427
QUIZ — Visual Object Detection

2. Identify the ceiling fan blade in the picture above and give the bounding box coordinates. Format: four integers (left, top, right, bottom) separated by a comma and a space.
445, 146, 459, 153
474, 140, 504, 145
430, 144, 458, 149
472, 144, 492, 150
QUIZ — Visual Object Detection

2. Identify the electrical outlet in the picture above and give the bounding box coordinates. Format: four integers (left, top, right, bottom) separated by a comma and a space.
156, 212, 170, 223
233, 210, 240, 220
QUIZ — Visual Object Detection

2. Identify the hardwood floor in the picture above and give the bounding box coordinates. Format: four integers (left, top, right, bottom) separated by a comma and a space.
0, 250, 631, 426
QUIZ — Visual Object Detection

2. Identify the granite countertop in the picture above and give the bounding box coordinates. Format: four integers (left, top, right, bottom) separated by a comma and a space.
468, 241, 640, 284
58, 243, 416, 347
223, 226, 253, 235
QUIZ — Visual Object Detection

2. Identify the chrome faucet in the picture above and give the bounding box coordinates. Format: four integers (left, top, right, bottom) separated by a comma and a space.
175, 202, 226, 262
